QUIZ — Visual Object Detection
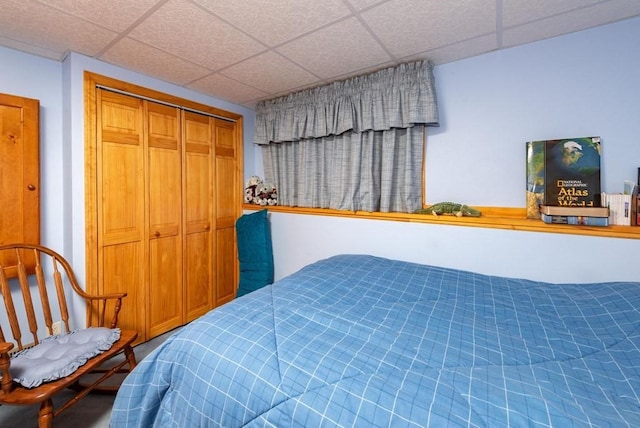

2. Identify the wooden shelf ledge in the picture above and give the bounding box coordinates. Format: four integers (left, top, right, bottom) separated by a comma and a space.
242, 205, 640, 240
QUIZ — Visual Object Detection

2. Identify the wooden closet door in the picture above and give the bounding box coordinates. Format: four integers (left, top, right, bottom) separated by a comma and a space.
182, 111, 214, 322
146, 102, 183, 338
96, 89, 145, 337
214, 119, 239, 306
0, 93, 39, 272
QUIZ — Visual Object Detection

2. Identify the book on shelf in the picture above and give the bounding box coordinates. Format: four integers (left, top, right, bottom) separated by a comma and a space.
634, 168, 640, 226
539, 205, 609, 217
526, 136, 601, 219
601, 193, 633, 226
637, 170, 640, 226
541, 213, 609, 227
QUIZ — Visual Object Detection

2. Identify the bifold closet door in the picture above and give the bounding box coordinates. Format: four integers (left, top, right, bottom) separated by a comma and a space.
213, 119, 239, 306
146, 101, 183, 338
183, 111, 214, 322
96, 89, 145, 336
92, 84, 240, 340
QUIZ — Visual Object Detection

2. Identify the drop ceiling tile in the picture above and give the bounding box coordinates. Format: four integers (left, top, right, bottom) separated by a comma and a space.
345, 0, 392, 12
503, 0, 602, 27
0, 35, 65, 60
36, 0, 163, 32
276, 17, 391, 80
416, 33, 497, 65
2, 0, 640, 107
503, 0, 640, 48
188, 73, 269, 104
0, 0, 117, 56
361, 0, 496, 58
222, 51, 320, 95
192, 0, 352, 47
128, 0, 267, 71
239, 100, 260, 109
100, 37, 211, 85
319, 60, 394, 87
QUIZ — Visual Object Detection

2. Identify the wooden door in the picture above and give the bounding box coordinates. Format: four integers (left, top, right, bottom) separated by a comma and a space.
182, 111, 214, 322
95, 89, 146, 339
146, 101, 183, 338
214, 119, 239, 306
86, 73, 244, 341
0, 93, 39, 272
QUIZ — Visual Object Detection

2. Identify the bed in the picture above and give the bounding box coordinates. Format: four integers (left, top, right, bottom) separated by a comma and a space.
111, 254, 640, 427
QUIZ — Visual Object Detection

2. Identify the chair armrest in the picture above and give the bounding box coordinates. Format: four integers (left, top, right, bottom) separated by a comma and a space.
75, 288, 127, 301
83, 292, 128, 329
0, 342, 14, 393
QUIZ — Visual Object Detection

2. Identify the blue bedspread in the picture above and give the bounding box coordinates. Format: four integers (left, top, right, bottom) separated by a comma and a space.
111, 254, 640, 427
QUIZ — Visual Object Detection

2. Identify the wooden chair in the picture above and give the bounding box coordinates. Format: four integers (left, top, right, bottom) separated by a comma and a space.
0, 243, 137, 427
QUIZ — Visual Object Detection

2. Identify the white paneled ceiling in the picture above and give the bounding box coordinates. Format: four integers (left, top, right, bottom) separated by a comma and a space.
1, 0, 639, 107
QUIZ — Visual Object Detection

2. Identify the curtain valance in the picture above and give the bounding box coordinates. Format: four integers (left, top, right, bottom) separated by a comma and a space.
254, 60, 439, 145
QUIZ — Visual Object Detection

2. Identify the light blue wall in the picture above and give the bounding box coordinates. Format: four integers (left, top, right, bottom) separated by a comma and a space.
265, 17, 640, 284
428, 16, 640, 205
0, 46, 255, 327
1, 16, 639, 330
0, 47, 65, 248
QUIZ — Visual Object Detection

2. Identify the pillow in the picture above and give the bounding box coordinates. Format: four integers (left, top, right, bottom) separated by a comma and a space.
235, 209, 274, 297
9, 327, 121, 388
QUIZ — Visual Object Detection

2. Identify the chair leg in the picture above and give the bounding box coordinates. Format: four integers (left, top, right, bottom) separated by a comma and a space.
38, 398, 54, 428
124, 344, 137, 369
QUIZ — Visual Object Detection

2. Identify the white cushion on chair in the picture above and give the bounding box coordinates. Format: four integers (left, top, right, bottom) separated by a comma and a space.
9, 327, 121, 388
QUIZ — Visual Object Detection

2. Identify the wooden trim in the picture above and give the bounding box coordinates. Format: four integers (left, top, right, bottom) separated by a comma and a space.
242, 204, 640, 240
84, 72, 243, 121
84, 73, 99, 301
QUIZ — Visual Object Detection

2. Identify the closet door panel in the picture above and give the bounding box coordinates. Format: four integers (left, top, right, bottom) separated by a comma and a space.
183, 111, 213, 321
214, 120, 237, 224
215, 227, 236, 306
99, 242, 144, 333
148, 148, 181, 235
214, 156, 236, 305
95, 90, 145, 337
99, 143, 144, 245
184, 232, 211, 322
214, 119, 239, 304
214, 156, 236, 227
147, 102, 182, 337
184, 152, 211, 232
98, 91, 144, 246
148, 236, 181, 336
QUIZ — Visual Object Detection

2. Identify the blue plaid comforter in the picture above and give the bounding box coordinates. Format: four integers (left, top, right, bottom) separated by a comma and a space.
111, 254, 640, 427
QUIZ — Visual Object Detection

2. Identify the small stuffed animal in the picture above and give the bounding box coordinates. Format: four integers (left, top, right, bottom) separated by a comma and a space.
245, 176, 277, 206
415, 202, 481, 217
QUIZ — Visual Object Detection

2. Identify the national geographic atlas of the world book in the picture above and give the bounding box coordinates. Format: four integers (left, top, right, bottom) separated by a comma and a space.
526, 136, 601, 219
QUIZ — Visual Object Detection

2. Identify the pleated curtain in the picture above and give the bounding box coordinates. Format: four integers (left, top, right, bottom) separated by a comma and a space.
255, 60, 439, 213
